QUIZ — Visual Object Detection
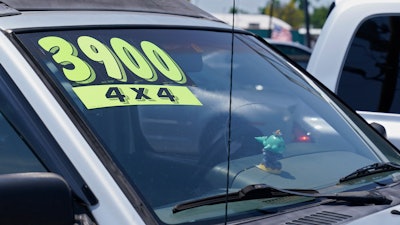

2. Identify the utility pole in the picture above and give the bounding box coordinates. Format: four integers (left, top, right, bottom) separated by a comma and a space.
269, 0, 275, 38
303, 0, 311, 47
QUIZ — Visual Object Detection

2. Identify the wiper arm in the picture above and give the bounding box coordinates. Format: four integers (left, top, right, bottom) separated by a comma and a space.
172, 183, 391, 213
173, 184, 316, 213
339, 162, 400, 183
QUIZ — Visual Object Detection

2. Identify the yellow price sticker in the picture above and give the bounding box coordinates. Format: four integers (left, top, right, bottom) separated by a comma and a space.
73, 84, 202, 109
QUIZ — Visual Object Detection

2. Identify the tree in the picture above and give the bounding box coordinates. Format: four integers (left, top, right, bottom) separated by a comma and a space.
280, 0, 304, 29
229, 7, 249, 14
311, 6, 329, 28
261, 0, 329, 29
261, 0, 304, 29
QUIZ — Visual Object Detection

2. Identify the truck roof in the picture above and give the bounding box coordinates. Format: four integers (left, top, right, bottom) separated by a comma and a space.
0, 0, 217, 20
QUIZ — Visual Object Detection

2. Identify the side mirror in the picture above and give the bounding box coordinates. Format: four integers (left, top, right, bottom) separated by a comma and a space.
0, 172, 74, 225
370, 122, 387, 139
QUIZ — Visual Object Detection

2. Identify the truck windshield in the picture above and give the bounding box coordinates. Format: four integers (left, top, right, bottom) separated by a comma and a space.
16, 28, 400, 224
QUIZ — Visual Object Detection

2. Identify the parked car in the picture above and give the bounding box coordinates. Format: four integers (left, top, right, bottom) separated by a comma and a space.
2, 0, 400, 224
265, 39, 312, 69
307, 0, 400, 149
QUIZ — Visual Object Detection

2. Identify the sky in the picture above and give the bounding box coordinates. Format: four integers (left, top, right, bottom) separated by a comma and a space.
190, 0, 333, 14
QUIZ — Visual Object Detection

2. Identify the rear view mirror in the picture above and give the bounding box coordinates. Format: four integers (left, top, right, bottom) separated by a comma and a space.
0, 172, 74, 225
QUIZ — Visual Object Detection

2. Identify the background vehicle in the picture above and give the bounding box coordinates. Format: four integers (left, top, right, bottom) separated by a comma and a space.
1, 0, 400, 224
307, 0, 400, 148
265, 38, 312, 69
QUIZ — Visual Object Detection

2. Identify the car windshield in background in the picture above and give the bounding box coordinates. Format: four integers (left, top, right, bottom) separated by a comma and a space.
17, 28, 400, 224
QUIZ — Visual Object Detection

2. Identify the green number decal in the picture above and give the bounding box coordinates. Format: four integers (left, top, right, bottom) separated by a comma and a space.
141, 41, 187, 84
110, 38, 157, 82
105, 87, 126, 102
78, 36, 127, 82
39, 36, 189, 87
38, 36, 96, 84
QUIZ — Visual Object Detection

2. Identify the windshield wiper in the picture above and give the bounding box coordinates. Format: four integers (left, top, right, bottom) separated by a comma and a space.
172, 183, 391, 213
173, 184, 316, 213
339, 162, 400, 183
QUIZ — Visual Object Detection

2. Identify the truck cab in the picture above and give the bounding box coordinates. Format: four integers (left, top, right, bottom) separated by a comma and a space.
307, 0, 400, 148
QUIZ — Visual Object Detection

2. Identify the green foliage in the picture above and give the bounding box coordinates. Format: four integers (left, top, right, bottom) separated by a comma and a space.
259, 0, 329, 29
229, 7, 248, 14
280, 0, 305, 29
311, 6, 329, 28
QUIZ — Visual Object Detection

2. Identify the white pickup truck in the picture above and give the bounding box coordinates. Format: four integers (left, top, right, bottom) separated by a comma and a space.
307, 0, 400, 148
3, 0, 400, 224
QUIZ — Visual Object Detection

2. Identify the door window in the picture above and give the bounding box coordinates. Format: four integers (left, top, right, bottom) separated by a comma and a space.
338, 16, 400, 113
0, 110, 46, 174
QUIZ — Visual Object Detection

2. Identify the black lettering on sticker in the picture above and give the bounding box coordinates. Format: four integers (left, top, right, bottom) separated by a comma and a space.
131, 87, 151, 100
157, 88, 175, 102
105, 87, 126, 102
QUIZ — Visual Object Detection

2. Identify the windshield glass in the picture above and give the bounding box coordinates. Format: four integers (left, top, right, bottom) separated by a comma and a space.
17, 28, 400, 224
